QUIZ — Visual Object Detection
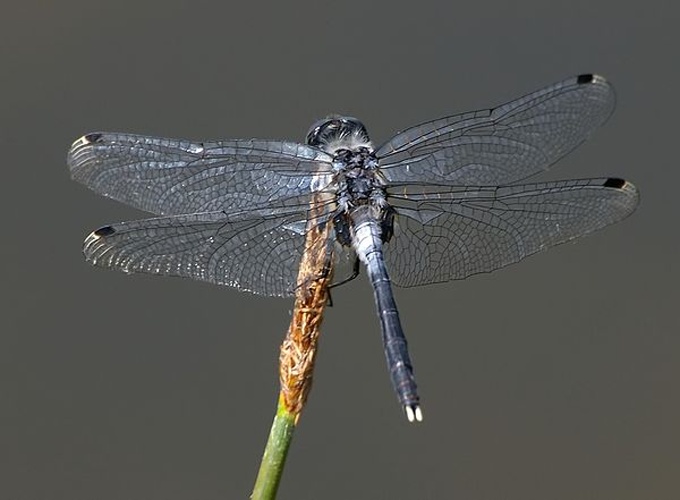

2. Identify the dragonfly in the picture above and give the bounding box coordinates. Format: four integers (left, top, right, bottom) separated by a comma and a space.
68, 74, 639, 422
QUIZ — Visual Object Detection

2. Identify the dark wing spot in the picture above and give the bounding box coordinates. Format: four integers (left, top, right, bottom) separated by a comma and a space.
84, 133, 103, 143
93, 225, 116, 237
603, 177, 626, 189
577, 74, 595, 84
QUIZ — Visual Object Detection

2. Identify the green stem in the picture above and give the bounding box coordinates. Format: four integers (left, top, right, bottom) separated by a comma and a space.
251, 397, 297, 500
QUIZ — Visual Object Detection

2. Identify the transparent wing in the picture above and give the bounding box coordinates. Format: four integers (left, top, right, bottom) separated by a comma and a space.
68, 132, 334, 216
83, 207, 312, 297
384, 178, 639, 287
375, 74, 615, 186
82, 198, 358, 297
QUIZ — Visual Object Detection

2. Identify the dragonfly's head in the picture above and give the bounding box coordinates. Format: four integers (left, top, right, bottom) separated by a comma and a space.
306, 115, 372, 153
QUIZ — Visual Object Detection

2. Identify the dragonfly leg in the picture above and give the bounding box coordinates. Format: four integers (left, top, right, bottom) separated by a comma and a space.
325, 258, 360, 307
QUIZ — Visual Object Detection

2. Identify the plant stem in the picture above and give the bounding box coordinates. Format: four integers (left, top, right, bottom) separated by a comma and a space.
251, 395, 297, 500
251, 193, 333, 499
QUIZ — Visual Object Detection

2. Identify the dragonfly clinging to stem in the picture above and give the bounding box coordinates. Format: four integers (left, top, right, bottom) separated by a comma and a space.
68, 74, 639, 422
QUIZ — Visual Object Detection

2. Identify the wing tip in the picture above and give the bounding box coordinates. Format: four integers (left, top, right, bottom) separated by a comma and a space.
67, 132, 106, 176
576, 73, 607, 85
83, 132, 104, 144
603, 177, 638, 197
577, 73, 595, 84
92, 225, 117, 237
602, 177, 640, 211
69, 132, 104, 152
603, 177, 626, 189
83, 226, 115, 268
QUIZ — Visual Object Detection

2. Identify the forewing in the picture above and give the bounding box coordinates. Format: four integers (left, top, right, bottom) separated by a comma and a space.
68, 132, 334, 215
384, 178, 639, 287
83, 208, 314, 297
376, 74, 615, 186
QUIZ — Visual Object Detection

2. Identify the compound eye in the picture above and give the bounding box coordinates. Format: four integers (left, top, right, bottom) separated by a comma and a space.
306, 119, 338, 146
305, 123, 324, 146
305, 116, 371, 148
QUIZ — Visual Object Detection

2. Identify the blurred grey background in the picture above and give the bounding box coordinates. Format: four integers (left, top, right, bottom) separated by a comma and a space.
2, 1, 678, 499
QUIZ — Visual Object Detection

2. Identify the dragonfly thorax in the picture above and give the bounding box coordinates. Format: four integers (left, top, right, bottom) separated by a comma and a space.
332, 147, 386, 208
329, 145, 392, 249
